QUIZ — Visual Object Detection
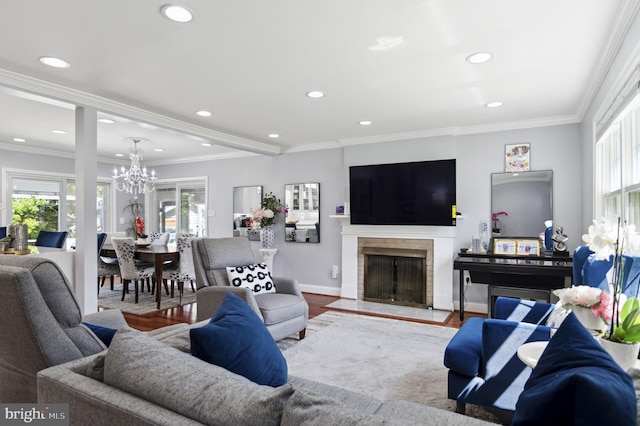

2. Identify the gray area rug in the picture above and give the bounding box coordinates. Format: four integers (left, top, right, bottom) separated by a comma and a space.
98, 283, 196, 315
280, 311, 502, 424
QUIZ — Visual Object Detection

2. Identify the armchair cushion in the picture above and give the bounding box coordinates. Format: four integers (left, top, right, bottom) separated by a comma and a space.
513, 312, 636, 425
226, 263, 275, 295
190, 291, 288, 387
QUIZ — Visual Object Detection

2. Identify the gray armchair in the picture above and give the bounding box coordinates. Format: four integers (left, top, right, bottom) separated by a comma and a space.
0, 256, 128, 402
192, 237, 308, 341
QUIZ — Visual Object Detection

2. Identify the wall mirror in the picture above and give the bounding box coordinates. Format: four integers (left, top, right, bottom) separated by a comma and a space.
233, 185, 262, 239
284, 183, 320, 243
491, 170, 552, 238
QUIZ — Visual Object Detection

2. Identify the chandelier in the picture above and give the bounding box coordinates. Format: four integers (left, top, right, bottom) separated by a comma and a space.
112, 138, 158, 195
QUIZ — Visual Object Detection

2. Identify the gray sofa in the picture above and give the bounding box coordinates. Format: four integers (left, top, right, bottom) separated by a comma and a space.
38, 324, 493, 426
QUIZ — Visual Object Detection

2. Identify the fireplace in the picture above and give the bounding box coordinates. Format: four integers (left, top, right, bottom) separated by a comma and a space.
358, 238, 434, 308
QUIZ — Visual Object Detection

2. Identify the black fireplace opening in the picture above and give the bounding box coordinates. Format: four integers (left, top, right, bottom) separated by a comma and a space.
364, 252, 427, 308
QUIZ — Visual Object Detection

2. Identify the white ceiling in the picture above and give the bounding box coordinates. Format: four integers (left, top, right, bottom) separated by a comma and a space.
0, 0, 636, 165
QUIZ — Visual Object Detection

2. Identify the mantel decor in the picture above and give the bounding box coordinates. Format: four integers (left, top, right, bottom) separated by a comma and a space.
112, 138, 158, 196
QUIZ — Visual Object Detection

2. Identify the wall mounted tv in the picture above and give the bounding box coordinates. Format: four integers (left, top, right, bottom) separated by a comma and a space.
349, 159, 456, 226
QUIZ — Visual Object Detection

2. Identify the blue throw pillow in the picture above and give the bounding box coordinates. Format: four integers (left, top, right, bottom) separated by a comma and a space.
82, 322, 117, 347
513, 312, 636, 425
190, 291, 288, 387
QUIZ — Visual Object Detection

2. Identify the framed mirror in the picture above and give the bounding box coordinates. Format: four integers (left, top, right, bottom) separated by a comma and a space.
491, 170, 552, 238
284, 183, 320, 243
233, 185, 262, 239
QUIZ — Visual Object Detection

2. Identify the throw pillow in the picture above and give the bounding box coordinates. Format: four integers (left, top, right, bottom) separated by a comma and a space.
226, 263, 275, 295
513, 312, 636, 425
190, 291, 287, 386
82, 322, 117, 347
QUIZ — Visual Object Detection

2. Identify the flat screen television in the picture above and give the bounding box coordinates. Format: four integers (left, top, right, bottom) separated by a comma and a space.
349, 159, 456, 226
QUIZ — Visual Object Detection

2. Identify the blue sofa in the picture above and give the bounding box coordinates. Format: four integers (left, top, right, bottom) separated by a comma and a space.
444, 297, 554, 417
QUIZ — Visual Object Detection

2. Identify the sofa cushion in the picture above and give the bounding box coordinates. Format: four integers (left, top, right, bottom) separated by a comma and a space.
104, 326, 293, 426
82, 322, 117, 347
226, 263, 275, 295
513, 312, 636, 425
190, 291, 288, 386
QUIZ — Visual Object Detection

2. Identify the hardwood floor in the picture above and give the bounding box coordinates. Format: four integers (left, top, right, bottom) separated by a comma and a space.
122, 293, 486, 331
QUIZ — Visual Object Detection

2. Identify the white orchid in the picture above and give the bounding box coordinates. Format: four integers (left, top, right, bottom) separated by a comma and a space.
582, 218, 640, 260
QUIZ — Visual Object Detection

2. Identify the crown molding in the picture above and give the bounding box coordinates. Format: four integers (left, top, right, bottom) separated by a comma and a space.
0, 69, 281, 156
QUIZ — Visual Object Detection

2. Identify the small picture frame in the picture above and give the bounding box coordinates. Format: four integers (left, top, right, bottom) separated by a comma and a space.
516, 239, 540, 256
493, 239, 517, 255
505, 143, 530, 172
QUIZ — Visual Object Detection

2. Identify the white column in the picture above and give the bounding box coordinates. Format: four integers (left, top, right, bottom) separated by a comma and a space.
259, 248, 278, 274
75, 106, 98, 315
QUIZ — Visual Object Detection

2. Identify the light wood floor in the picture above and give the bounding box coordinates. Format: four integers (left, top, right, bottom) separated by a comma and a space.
122, 293, 486, 331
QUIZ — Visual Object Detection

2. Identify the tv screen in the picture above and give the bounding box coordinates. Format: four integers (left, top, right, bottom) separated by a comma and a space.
349, 159, 456, 226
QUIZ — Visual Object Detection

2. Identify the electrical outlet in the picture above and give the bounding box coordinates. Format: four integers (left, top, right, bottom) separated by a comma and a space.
119, 217, 125, 224
331, 265, 339, 279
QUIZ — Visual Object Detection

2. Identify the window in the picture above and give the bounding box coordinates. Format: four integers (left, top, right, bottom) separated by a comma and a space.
4, 171, 112, 245
149, 179, 207, 242
595, 94, 640, 225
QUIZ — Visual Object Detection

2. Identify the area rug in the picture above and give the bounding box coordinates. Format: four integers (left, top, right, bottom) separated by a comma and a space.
98, 284, 196, 315
281, 311, 502, 424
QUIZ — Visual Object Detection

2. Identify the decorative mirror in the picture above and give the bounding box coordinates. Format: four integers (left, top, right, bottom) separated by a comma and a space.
284, 183, 320, 243
233, 185, 262, 239
491, 170, 552, 238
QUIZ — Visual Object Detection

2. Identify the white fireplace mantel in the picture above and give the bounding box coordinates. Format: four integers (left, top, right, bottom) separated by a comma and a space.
338, 221, 456, 311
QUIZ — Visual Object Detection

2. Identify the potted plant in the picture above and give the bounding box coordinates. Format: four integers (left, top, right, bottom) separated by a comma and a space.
553, 285, 610, 331
491, 211, 508, 234
583, 218, 640, 370
123, 198, 144, 238
252, 192, 285, 249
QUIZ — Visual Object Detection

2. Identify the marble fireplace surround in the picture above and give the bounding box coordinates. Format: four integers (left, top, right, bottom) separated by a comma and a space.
339, 222, 455, 311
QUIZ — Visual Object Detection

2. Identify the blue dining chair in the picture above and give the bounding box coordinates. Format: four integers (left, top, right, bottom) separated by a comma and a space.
34, 230, 68, 248
0, 227, 6, 239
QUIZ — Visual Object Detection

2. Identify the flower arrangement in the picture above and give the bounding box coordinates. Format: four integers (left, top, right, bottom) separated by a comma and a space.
553, 285, 613, 324
135, 216, 147, 239
252, 192, 285, 228
583, 218, 640, 343
491, 211, 508, 231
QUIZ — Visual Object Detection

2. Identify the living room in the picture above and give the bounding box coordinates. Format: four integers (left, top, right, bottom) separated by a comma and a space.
0, 2, 639, 318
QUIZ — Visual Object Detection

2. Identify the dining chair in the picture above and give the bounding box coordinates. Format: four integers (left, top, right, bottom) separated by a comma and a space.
162, 235, 198, 305
98, 233, 120, 292
149, 232, 169, 246
0, 227, 6, 239
111, 237, 155, 303
34, 230, 68, 248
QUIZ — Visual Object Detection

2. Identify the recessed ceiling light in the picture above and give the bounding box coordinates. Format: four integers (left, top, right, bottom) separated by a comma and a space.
39, 56, 70, 68
195, 110, 212, 117
485, 101, 503, 108
98, 118, 115, 124
115, 153, 124, 157
154, 148, 164, 152
160, 5, 194, 23
13, 137, 27, 142
268, 134, 280, 138
201, 143, 212, 147
466, 52, 492, 64
306, 91, 325, 98
359, 120, 373, 126
51, 129, 67, 134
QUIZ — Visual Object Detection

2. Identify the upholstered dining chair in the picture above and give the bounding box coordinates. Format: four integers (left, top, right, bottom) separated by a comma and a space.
162, 235, 198, 305
97, 233, 120, 292
0, 226, 6, 239
111, 237, 155, 303
192, 237, 308, 341
34, 230, 68, 248
149, 232, 170, 246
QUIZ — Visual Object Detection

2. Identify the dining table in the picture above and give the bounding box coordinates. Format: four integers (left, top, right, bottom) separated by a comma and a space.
101, 243, 180, 309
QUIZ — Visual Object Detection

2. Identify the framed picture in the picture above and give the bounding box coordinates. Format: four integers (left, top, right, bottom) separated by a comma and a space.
505, 143, 530, 172
493, 239, 517, 255
516, 239, 540, 256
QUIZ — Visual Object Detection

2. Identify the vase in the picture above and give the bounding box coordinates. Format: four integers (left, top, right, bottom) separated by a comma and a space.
260, 226, 275, 249
572, 306, 607, 331
599, 338, 640, 371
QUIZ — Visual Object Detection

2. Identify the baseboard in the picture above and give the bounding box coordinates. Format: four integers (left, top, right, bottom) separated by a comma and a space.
298, 283, 342, 297
454, 300, 488, 315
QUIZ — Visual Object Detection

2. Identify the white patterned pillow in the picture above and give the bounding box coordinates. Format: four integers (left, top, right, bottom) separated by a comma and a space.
226, 263, 275, 295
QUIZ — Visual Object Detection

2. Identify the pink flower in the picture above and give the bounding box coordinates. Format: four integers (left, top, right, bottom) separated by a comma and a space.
591, 291, 613, 323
